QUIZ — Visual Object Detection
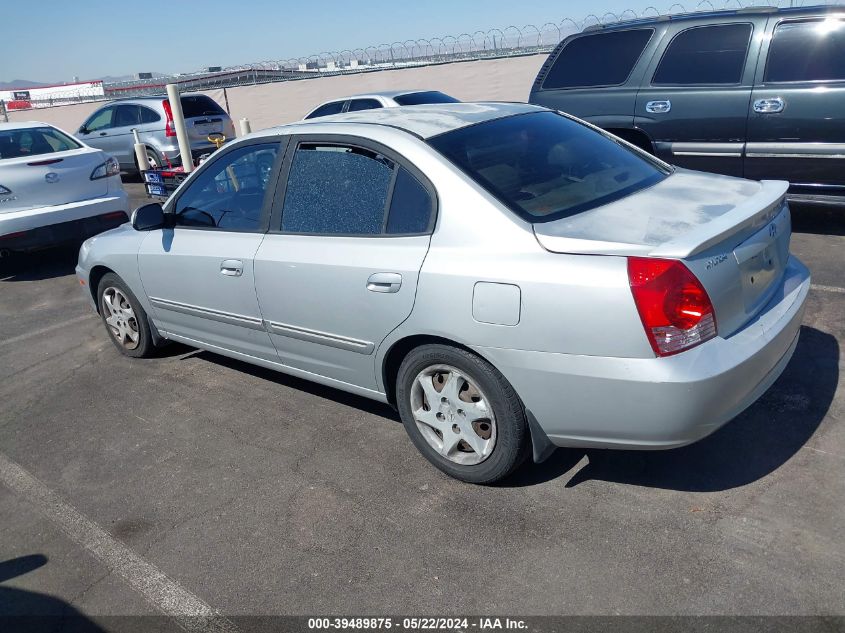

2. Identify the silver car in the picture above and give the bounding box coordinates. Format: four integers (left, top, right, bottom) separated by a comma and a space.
304, 90, 459, 119
75, 103, 810, 484
75, 94, 236, 173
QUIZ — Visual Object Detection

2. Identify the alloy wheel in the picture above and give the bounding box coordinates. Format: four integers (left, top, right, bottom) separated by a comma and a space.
101, 287, 140, 350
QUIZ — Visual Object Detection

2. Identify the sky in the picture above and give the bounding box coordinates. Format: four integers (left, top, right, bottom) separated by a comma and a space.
0, 0, 713, 83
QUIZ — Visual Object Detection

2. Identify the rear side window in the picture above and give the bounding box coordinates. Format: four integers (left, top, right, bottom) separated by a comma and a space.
393, 91, 460, 105
0, 126, 81, 159
542, 29, 653, 89
179, 95, 226, 118
765, 19, 845, 83
653, 24, 752, 85
280, 143, 433, 235
305, 101, 345, 119
139, 106, 161, 123
348, 99, 382, 112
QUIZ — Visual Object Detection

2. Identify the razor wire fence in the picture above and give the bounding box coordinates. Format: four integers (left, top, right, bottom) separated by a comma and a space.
5, 0, 843, 111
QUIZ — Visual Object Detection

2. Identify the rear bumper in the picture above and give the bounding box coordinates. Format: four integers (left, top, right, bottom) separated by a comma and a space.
0, 192, 129, 252
474, 256, 811, 450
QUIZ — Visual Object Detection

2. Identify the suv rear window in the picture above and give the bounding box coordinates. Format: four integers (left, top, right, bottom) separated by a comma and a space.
428, 111, 669, 224
542, 29, 653, 90
393, 91, 460, 106
180, 95, 226, 118
765, 19, 845, 83
653, 24, 752, 85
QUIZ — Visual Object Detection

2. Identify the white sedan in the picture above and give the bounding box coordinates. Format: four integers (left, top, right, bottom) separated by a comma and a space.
0, 122, 129, 257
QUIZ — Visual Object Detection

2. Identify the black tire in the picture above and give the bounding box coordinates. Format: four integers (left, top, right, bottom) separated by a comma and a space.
396, 344, 531, 484
97, 273, 155, 358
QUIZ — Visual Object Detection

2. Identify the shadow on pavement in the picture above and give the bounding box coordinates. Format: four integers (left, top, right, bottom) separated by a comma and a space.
0, 245, 80, 283
791, 203, 845, 236
0, 554, 107, 631
505, 326, 838, 491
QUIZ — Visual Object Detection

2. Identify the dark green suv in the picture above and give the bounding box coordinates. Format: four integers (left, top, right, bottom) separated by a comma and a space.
529, 5, 845, 207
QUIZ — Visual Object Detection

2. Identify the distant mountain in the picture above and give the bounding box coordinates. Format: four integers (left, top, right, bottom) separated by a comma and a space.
0, 79, 47, 90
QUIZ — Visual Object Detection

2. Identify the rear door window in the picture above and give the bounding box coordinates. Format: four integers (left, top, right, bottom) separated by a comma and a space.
113, 104, 141, 128
765, 19, 845, 83
348, 99, 383, 112
653, 23, 752, 85
542, 29, 653, 89
305, 101, 346, 119
179, 95, 226, 118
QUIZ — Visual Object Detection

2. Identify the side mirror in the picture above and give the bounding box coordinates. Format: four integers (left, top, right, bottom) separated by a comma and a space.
79, 125, 89, 134
131, 203, 165, 231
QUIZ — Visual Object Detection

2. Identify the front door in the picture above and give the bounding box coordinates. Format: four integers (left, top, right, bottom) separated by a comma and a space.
138, 140, 283, 359
745, 15, 845, 195
634, 20, 761, 176
254, 138, 436, 391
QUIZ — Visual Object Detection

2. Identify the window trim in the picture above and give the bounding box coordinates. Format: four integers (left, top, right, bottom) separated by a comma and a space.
762, 16, 845, 86
269, 134, 439, 238
163, 136, 289, 234
650, 22, 754, 87
540, 27, 655, 91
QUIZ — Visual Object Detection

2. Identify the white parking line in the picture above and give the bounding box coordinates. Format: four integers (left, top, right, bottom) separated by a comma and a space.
0, 452, 238, 633
0, 314, 93, 349
811, 284, 845, 295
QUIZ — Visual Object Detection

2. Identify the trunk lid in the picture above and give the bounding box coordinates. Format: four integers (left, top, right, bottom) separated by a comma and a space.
0, 146, 109, 214
180, 95, 231, 144
533, 169, 791, 336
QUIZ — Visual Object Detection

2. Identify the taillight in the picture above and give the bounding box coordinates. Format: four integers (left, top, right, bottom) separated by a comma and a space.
162, 99, 176, 137
627, 257, 717, 357
90, 156, 121, 180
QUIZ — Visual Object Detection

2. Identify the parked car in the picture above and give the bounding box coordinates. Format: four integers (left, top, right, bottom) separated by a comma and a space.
0, 122, 128, 256
75, 94, 236, 173
76, 103, 809, 483
529, 6, 845, 208
304, 90, 459, 119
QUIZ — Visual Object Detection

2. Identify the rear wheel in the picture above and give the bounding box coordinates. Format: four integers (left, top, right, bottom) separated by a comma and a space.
97, 273, 155, 358
396, 344, 531, 484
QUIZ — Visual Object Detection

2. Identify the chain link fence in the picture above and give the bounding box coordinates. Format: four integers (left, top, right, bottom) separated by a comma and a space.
5, 0, 842, 111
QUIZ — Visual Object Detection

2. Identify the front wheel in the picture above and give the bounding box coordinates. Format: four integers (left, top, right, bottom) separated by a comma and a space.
97, 273, 155, 358
396, 344, 531, 484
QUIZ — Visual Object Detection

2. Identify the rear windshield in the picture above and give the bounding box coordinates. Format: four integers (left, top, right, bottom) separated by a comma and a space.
0, 126, 82, 159
428, 111, 669, 223
394, 91, 460, 106
180, 95, 226, 118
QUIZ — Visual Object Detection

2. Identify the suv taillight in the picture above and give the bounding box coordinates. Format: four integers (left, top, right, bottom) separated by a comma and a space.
627, 257, 717, 357
162, 99, 176, 137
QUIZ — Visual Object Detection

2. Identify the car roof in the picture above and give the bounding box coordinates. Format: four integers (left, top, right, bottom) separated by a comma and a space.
585, 4, 843, 32
0, 121, 52, 131
275, 102, 544, 139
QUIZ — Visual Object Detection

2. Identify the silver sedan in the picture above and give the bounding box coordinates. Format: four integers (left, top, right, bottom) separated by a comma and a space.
76, 103, 810, 483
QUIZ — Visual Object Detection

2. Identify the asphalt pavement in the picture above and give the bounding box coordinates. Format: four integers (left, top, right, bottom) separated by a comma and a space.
0, 183, 842, 628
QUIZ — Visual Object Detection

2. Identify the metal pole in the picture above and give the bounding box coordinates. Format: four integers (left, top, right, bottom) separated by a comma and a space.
238, 118, 252, 137
0, 100, 7, 123
132, 128, 151, 171
165, 83, 193, 172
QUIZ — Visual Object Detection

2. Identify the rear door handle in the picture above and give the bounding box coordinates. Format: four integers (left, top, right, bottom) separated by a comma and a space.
753, 97, 785, 114
220, 259, 244, 277
367, 272, 402, 293
646, 100, 671, 114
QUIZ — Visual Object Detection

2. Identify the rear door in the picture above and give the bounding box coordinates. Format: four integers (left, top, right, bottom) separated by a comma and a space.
254, 136, 436, 390
745, 15, 845, 195
634, 20, 762, 176
106, 104, 144, 167
529, 27, 657, 130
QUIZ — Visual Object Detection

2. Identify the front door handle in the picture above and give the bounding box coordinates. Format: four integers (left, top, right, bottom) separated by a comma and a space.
367, 272, 402, 293
99, 132, 108, 136
646, 100, 671, 114
220, 259, 244, 277
753, 97, 785, 114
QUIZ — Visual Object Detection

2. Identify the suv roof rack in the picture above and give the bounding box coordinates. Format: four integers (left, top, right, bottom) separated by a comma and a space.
582, 5, 792, 32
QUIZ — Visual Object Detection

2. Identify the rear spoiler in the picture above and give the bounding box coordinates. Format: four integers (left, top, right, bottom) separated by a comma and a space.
650, 180, 788, 259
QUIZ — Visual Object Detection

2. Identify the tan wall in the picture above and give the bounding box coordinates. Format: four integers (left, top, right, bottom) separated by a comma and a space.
7, 54, 547, 134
